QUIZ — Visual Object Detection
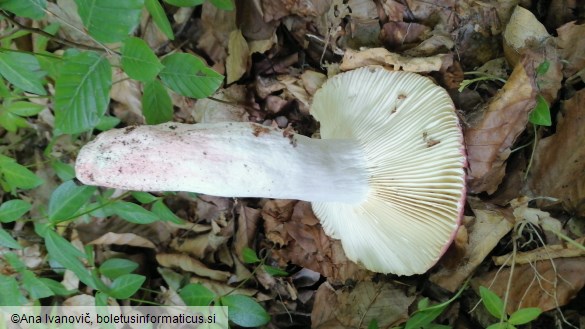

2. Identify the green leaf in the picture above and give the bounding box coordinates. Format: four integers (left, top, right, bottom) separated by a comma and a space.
142, 79, 173, 124
417, 297, 430, 310
0, 274, 27, 306
108, 274, 145, 299
0, 158, 44, 191
44, 229, 96, 289
107, 201, 159, 224
95, 291, 109, 306
50, 160, 76, 181
480, 286, 505, 320
145, 0, 174, 40
220, 294, 270, 327
0, 51, 47, 95
367, 319, 378, 329
35, 23, 61, 52
3, 252, 26, 272
528, 95, 551, 126
0, 0, 47, 19
0, 199, 32, 223
242, 247, 261, 264
38, 278, 76, 296
159, 53, 223, 99
131, 191, 159, 204
536, 61, 550, 76
262, 265, 288, 277
151, 199, 183, 224
100, 258, 139, 280
48, 180, 96, 223
0, 227, 22, 249
6, 101, 45, 116
164, 0, 204, 7
121, 37, 164, 82
22, 270, 54, 299
0, 111, 29, 132
486, 323, 510, 329
95, 115, 121, 131
54, 51, 112, 134
508, 308, 542, 325
405, 305, 446, 329
74, 0, 144, 43
180, 283, 216, 306
208, 0, 234, 10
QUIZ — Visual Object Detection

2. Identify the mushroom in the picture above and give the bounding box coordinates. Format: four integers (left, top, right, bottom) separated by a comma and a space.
76, 66, 466, 275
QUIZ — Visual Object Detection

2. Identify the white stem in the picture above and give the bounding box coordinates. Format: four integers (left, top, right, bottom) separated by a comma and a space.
76, 122, 370, 203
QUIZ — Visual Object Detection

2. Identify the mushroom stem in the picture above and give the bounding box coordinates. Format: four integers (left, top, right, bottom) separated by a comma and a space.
76, 122, 370, 203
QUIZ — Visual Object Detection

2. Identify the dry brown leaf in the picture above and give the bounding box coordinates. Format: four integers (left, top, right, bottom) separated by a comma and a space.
380, 22, 431, 50
473, 257, 585, 313
197, 3, 236, 69
529, 89, 585, 215
556, 21, 585, 79
233, 204, 261, 263
192, 85, 249, 123
156, 253, 231, 281
494, 238, 585, 266
311, 281, 414, 329
226, 29, 250, 84
503, 6, 550, 66
261, 0, 330, 22
110, 69, 143, 125
464, 56, 538, 194
265, 201, 372, 283
88, 232, 156, 249
340, 48, 450, 72
431, 198, 514, 292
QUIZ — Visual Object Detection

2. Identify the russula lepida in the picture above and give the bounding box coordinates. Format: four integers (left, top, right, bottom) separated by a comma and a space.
76, 66, 466, 275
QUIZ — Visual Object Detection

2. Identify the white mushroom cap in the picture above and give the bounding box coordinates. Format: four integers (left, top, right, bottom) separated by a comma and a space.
310, 67, 466, 275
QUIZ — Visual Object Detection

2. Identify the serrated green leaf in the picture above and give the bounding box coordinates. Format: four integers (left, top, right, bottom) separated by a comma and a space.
180, 283, 216, 306
0, 199, 31, 223
48, 180, 96, 223
151, 199, 183, 224
528, 94, 551, 126
508, 307, 542, 325
44, 229, 96, 289
145, 0, 174, 40
208, 0, 234, 10
242, 247, 261, 264
6, 101, 45, 116
0, 160, 44, 191
262, 265, 288, 277
74, 0, 144, 43
159, 53, 223, 99
0, 274, 27, 306
0, 51, 47, 95
121, 37, 163, 82
54, 51, 112, 134
95, 115, 121, 131
107, 201, 159, 224
22, 270, 54, 299
220, 294, 270, 327
164, 0, 204, 6
0, 227, 22, 249
0, 0, 47, 19
142, 79, 173, 124
480, 286, 505, 320
100, 258, 139, 280
108, 274, 145, 299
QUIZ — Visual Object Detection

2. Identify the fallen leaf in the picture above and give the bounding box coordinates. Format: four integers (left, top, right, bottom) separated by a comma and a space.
311, 281, 414, 329
226, 29, 250, 84
556, 21, 585, 79
473, 257, 585, 313
340, 48, 451, 72
503, 6, 551, 66
156, 253, 231, 281
233, 203, 261, 264
529, 89, 585, 215
88, 232, 156, 249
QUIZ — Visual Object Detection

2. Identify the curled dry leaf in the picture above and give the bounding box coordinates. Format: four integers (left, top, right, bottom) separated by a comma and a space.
464, 56, 538, 194
473, 257, 585, 313
340, 48, 451, 72
556, 21, 585, 79
529, 89, 585, 215
311, 281, 414, 329
264, 201, 372, 283
88, 232, 156, 249
503, 6, 550, 67
431, 198, 514, 292
156, 253, 231, 281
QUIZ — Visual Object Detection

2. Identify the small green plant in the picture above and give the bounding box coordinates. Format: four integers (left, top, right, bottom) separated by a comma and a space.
479, 286, 542, 329
458, 71, 507, 92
